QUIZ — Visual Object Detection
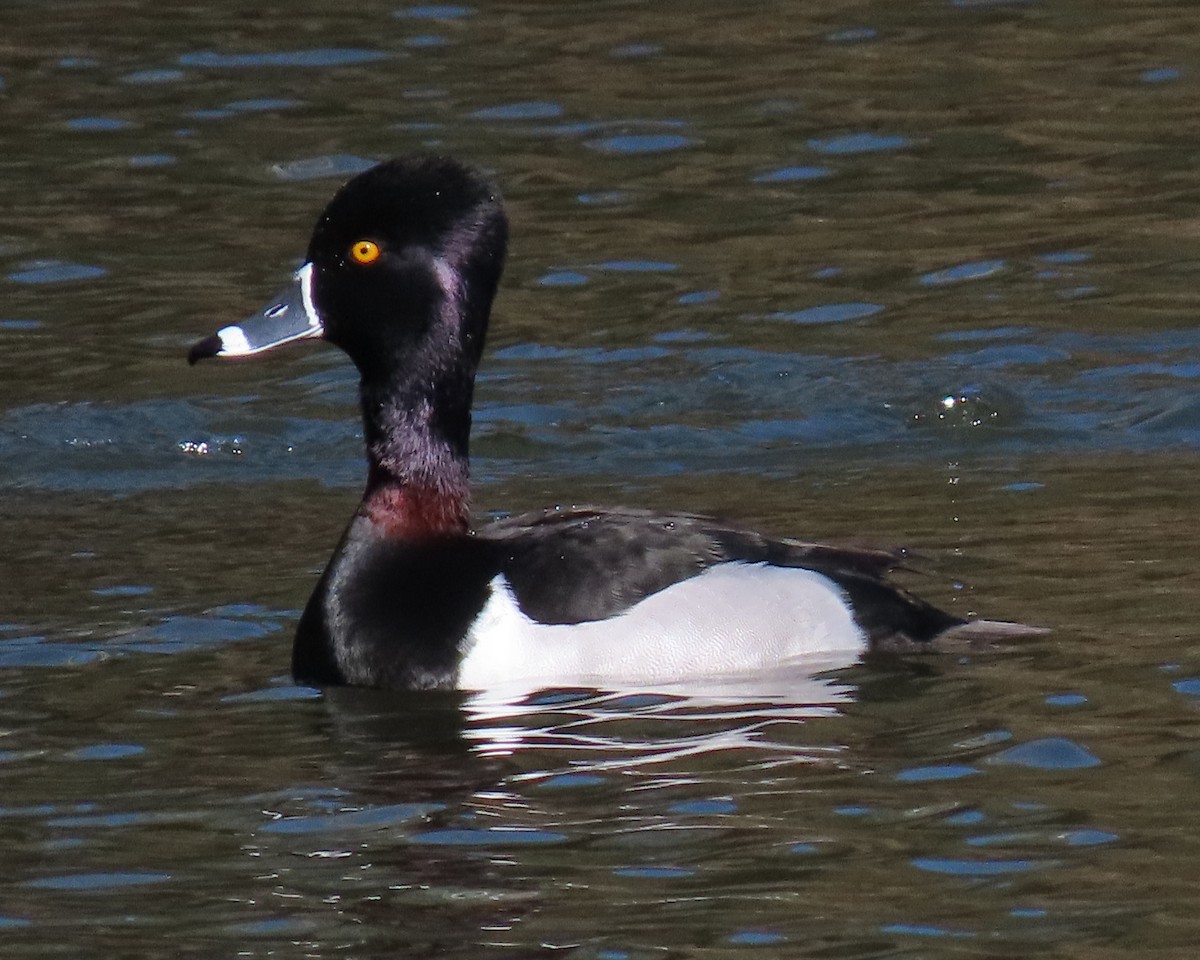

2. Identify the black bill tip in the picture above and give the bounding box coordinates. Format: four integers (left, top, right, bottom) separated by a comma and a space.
187, 334, 223, 366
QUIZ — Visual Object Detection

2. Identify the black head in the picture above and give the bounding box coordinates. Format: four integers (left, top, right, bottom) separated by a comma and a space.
306, 157, 508, 379
187, 156, 508, 381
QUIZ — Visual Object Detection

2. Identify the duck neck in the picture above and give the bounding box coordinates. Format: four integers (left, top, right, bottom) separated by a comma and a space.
357, 370, 473, 538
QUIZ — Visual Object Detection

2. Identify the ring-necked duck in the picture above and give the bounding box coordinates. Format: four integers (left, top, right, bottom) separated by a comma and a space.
189, 156, 1041, 691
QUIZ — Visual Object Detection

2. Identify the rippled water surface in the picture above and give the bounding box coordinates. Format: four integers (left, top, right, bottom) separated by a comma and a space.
3, 0, 1200, 955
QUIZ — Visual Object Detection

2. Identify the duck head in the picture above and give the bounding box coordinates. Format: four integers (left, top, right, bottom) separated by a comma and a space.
189, 157, 509, 517
188, 156, 507, 382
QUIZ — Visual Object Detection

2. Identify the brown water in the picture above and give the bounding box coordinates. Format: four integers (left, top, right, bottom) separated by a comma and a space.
2, 0, 1200, 956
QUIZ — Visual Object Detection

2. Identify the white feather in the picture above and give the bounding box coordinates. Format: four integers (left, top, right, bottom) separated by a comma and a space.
457, 562, 865, 690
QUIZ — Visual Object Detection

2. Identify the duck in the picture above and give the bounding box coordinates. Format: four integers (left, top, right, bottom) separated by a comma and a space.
188, 155, 1040, 692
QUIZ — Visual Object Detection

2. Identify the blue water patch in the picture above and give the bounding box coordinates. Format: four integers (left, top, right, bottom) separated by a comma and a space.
403, 87, 448, 99
753, 165, 832, 183
1141, 67, 1181, 84
0, 749, 46, 763
472, 101, 562, 121
1044, 693, 1087, 707
987, 738, 1100, 770
0, 804, 60, 818
409, 826, 568, 845
226, 917, 310, 936
1172, 678, 1200, 696
0, 319, 41, 330
394, 4, 474, 18
768, 302, 884, 324
523, 688, 595, 706
59, 56, 100, 69
8, 261, 107, 284
403, 34, 448, 47
537, 271, 589, 287
577, 190, 629, 205
222, 684, 322, 703
966, 828, 1116, 848
594, 259, 677, 273
537, 773, 606, 789
813, 266, 842, 279
726, 930, 787, 945
179, 49, 391, 68
1003, 481, 1043, 492
24, 871, 170, 891
272, 155, 377, 181
1064, 829, 1118, 846
918, 259, 1006, 286
808, 132, 913, 154
0, 916, 31, 929
944, 342, 1067, 370
225, 98, 301, 113
937, 325, 1035, 342
48, 812, 148, 829
491, 342, 575, 362
585, 133, 695, 155
1011, 906, 1049, 918
826, 27, 879, 43
895, 764, 981, 783
614, 865, 694, 879
882, 923, 974, 939
1037, 251, 1091, 264
187, 108, 234, 121
0, 637, 103, 668
834, 805, 873, 817
944, 809, 985, 826
129, 154, 176, 168
122, 614, 280, 654
66, 744, 145, 761
1012, 801, 1049, 812
603, 692, 676, 709
262, 802, 442, 834
43, 838, 86, 851
121, 69, 186, 84
611, 43, 663, 58
93, 585, 153, 598
217, 603, 294, 619
790, 842, 819, 854
66, 117, 134, 132
677, 290, 720, 305
911, 857, 1052, 876
669, 798, 737, 815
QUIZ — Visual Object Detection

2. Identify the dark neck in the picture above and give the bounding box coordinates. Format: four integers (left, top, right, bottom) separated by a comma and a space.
356, 350, 475, 539
346, 227, 501, 542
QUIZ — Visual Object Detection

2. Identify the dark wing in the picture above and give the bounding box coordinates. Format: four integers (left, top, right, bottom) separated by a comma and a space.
475, 505, 965, 646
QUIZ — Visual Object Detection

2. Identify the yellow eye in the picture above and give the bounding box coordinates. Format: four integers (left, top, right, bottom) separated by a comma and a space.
350, 240, 381, 265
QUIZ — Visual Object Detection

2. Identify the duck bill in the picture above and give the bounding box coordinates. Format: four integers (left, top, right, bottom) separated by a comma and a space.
188, 263, 323, 365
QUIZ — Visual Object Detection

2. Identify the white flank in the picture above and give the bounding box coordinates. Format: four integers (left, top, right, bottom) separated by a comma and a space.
457, 562, 866, 691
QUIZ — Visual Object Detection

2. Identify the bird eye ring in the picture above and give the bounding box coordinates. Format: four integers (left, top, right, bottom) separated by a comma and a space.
351, 240, 381, 265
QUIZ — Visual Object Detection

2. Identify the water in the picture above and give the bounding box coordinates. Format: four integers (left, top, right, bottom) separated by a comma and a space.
2, 0, 1200, 955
